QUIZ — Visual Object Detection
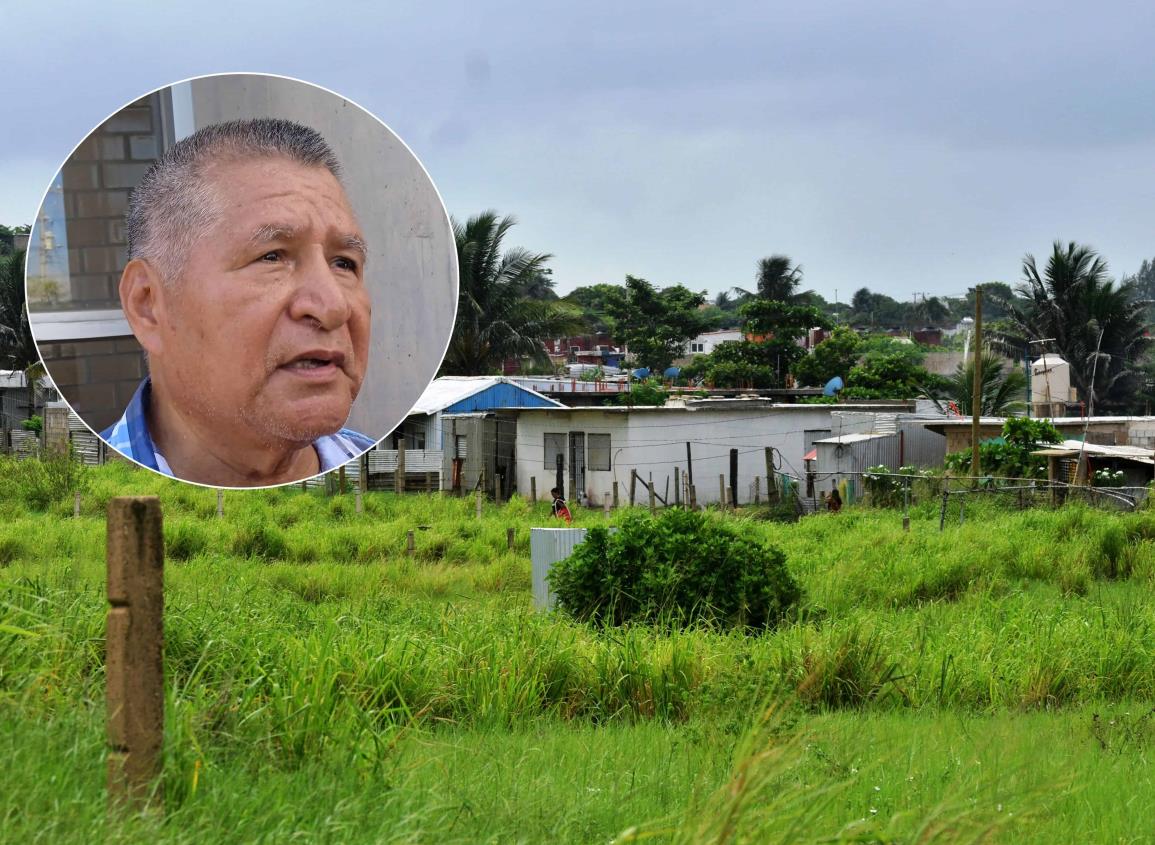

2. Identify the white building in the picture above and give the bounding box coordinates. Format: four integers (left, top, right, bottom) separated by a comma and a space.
512, 399, 914, 507
683, 329, 744, 357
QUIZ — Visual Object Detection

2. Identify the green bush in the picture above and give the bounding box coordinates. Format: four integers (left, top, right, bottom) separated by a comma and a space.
166, 520, 210, 561
548, 509, 801, 630
7, 454, 89, 511
20, 416, 42, 434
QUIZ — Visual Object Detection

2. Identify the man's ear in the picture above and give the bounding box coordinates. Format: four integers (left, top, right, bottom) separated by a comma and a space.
119, 258, 168, 355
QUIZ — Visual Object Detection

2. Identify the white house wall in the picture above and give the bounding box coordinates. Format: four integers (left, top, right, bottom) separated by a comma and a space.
515, 405, 844, 506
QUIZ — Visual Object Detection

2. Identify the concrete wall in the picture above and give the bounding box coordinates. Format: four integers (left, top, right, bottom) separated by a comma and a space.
514, 405, 840, 507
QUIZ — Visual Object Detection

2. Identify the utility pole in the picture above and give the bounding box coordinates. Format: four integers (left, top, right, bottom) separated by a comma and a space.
970, 285, 983, 483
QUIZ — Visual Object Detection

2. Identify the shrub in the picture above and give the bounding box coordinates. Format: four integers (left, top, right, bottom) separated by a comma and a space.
10, 454, 89, 511
20, 416, 42, 434
548, 509, 801, 630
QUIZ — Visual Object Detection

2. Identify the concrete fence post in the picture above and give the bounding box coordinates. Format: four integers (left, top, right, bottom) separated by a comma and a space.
106, 497, 164, 812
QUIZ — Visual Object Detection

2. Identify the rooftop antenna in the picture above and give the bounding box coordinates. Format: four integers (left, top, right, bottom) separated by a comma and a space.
1029, 338, 1057, 419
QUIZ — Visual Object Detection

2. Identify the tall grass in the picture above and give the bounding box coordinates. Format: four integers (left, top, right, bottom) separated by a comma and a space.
6, 463, 1155, 841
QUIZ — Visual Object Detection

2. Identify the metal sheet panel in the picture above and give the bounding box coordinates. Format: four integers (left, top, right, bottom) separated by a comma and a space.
530, 527, 589, 610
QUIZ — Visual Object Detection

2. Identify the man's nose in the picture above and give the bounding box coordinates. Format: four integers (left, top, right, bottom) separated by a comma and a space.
287, 248, 353, 330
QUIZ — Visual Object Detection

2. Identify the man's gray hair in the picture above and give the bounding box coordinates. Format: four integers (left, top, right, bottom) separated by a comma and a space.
125, 117, 342, 282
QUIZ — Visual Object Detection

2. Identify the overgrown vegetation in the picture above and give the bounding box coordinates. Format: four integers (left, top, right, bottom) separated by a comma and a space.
6, 460, 1155, 842
549, 509, 801, 629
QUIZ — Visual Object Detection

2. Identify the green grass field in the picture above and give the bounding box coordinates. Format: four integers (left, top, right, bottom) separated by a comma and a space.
3, 460, 1155, 843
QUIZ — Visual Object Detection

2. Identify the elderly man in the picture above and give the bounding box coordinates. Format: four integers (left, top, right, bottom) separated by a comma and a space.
101, 118, 375, 486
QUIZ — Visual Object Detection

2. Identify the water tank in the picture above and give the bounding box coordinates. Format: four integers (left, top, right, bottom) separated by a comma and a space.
1031, 354, 1071, 406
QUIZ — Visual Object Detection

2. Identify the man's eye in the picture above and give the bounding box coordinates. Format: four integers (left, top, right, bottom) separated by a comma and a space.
259, 251, 282, 262
334, 256, 359, 272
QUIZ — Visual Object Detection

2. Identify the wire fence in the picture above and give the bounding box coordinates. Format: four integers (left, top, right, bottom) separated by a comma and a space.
782, 468, 1152, 521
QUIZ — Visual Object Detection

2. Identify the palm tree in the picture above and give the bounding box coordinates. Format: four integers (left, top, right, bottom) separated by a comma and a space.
1000, 242, 1149, 413
733, 254, 805, 304
440, 212, 581, 376
934, 350, 1027, 416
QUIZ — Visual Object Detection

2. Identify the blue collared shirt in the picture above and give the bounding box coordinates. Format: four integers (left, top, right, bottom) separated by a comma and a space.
101, 378, 376, 478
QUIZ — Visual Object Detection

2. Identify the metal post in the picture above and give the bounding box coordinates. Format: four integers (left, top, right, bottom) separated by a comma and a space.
729, 448, 738, 508
630, 470, 637, 506
970, 285, 983, 483
106, 497, 164, 812
939, 489, 948, 532
396, 437, 406, 495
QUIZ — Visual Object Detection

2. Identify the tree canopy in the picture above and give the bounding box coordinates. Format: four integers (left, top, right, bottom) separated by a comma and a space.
604, 276, 708, 372
1001, 242, 1149, 413
440, 211, 581, 376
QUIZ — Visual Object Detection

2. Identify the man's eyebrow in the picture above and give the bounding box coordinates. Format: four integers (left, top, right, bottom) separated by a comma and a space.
248, 224, 367, 262
342, 235, 368, 262
249, 223, 296, 245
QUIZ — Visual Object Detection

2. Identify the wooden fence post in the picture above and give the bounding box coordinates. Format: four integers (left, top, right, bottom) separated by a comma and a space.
754, 476, 760, 505
674, 467, 681, 507
718, 474, 725, 509
506, 527, 515, 550
338, 465, 346, 495
939, 489, 949, 532
612, 480, 619, 509
629, 470, 637, 507
648, 473, 656, 514
476, 489, 483, 519
530, 477, 537, 504
406, 530, 415, 556
689, 484, 697, 510
729, 448, 738, 508
74, 490, 81, 518
106, 497, 164, 812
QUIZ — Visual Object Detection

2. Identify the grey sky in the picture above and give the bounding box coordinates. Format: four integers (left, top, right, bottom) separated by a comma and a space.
4, 0, 1154, 303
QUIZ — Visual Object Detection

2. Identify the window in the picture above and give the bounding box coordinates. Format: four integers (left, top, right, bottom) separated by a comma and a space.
690, 342, 705, 353
544, 432, 566, 469
587, 433, 611, 471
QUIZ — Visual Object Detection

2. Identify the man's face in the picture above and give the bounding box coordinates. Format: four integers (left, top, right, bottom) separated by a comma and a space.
155, 156, 371, 447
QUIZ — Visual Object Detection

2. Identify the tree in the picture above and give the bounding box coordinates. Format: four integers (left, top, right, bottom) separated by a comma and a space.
935, 350, 1027, 415
604, 276, 709, 372
0, 249, 45, 418
792, 326, 861, 387
441, 211, 581, 376
840, 337, 944, 399
1001, 242, 1150, 413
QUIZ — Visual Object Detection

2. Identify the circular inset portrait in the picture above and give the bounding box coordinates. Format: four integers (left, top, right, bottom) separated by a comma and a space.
26, 73, 458, 488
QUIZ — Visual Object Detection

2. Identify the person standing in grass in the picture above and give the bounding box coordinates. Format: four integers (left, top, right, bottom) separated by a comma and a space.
826, 485, 842, 513
550, 487, 573, 524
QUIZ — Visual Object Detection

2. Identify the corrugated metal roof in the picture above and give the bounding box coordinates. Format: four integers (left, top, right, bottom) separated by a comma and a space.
410, 376, 564, 415
813, 432, 896, 445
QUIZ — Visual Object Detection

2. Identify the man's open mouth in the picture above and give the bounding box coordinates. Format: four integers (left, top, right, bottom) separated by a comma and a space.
280, 350, 347, 373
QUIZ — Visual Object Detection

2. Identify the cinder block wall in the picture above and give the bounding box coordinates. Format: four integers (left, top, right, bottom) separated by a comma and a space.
50, 95, 163, 431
